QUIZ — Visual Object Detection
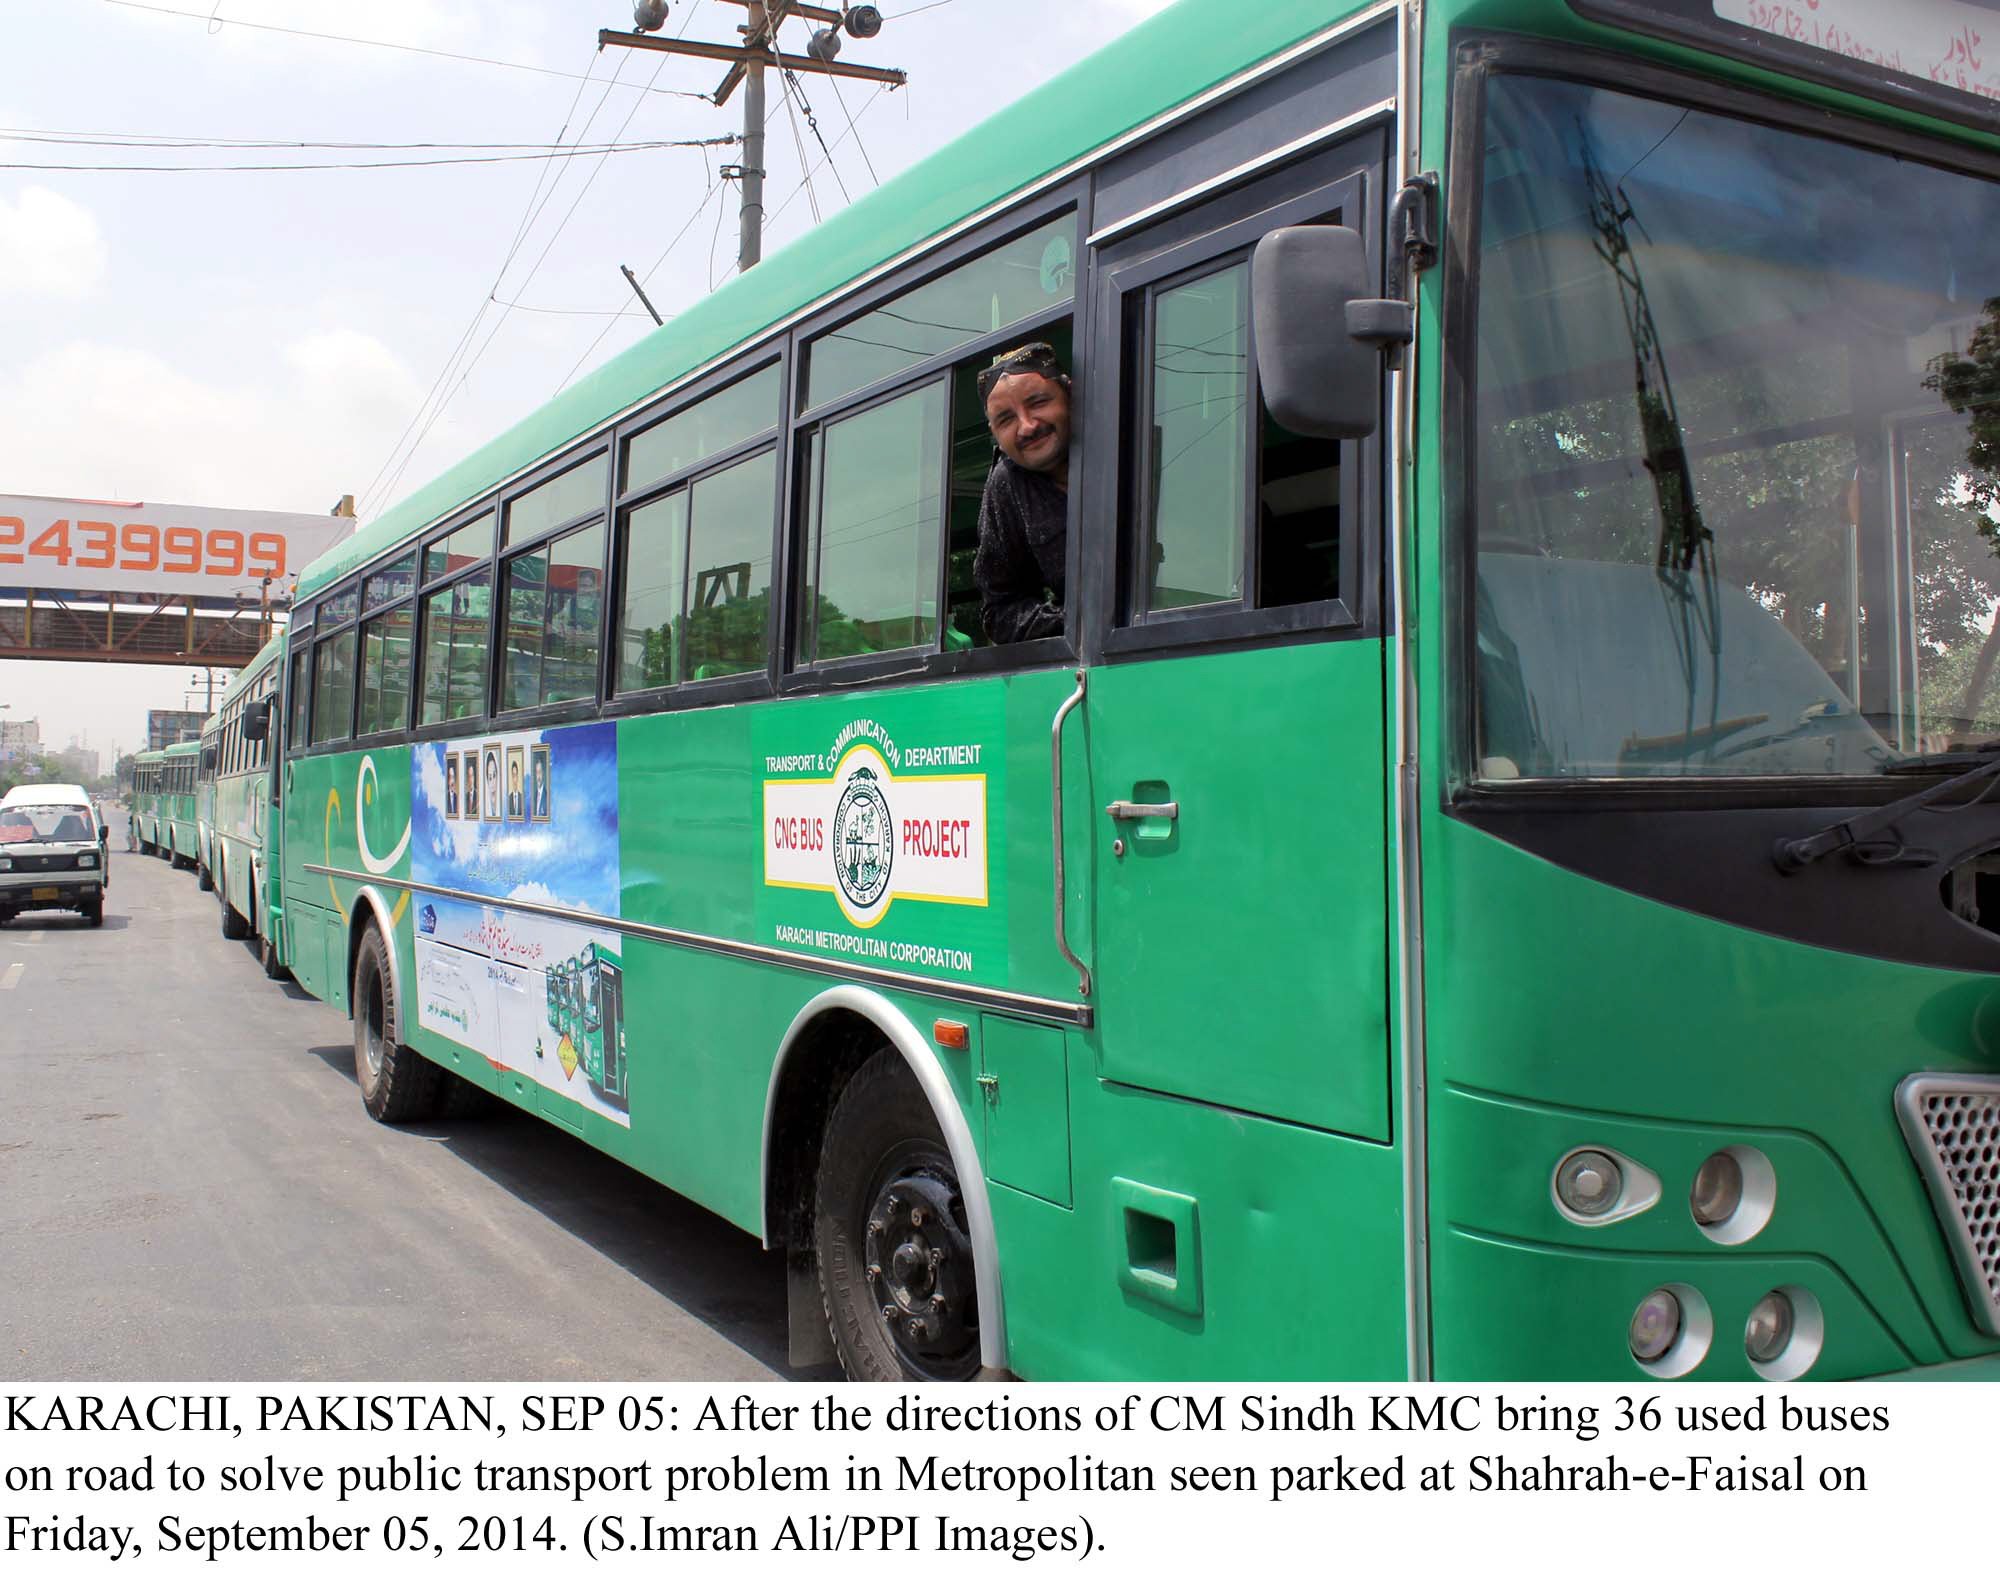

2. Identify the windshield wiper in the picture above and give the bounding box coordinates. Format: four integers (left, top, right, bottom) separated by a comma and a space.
1772, 750, 2000, 873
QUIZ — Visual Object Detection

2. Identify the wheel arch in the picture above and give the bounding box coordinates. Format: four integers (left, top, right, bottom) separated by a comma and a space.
762, 985, 1008, 1372
344, 886, 407, 1037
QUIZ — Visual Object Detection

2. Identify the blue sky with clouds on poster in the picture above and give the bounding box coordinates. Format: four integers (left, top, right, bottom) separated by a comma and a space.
0, 0, 1174, 758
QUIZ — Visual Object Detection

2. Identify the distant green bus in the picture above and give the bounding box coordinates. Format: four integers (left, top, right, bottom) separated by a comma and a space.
130, 750, 168, 856
198, 635, 286, 976
270, 0, 2000, 1380
134, 742, 200, 868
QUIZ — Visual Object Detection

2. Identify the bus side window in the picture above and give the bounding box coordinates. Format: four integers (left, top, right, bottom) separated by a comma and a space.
288, 648, 311, 751
793, 207, 1081, 667
311, 627, 357, 746
1129, 256, 1343, 620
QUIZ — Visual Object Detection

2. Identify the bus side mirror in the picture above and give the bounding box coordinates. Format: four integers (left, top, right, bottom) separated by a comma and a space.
242, 698, 271, 744
1250, 224, 1411, 439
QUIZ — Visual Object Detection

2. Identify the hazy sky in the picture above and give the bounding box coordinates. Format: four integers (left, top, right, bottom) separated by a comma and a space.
0, 0, 1174, 761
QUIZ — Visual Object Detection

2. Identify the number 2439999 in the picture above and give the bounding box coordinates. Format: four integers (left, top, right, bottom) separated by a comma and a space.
0, 516, 287, 577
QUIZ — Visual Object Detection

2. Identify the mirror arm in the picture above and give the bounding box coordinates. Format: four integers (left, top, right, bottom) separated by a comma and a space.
1347, 298, 1414, 349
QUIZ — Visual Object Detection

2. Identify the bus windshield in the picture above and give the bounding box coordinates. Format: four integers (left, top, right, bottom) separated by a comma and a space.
1472, 72, 2000, 779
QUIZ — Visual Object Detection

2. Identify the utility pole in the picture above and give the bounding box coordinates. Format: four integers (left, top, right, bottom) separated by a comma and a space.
600, 2, 904, 276
740, 0, 767, 274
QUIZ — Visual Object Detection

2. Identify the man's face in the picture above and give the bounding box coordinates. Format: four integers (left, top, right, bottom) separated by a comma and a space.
984, 371, 1071, 475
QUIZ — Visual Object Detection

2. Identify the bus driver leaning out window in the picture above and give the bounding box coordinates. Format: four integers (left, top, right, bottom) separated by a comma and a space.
973, 342, 1071, 644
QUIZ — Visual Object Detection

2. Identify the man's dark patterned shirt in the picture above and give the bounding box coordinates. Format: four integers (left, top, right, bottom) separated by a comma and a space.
974, 456, 1066, 644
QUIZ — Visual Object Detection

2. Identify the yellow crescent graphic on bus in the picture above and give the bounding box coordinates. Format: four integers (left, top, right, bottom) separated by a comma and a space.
323, 780, 410, 932
324, 788, 347, 921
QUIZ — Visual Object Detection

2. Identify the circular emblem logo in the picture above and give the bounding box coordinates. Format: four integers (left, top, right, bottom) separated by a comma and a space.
832, 764, 893, 914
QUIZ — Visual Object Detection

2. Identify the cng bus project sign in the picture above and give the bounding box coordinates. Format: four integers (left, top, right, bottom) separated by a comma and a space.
0, 493, 350, 597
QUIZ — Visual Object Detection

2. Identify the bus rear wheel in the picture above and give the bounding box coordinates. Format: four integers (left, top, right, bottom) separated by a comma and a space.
813, 1049, 981, 1382
352, 924, 443, 1123
197, 859, 212, 892
259, 930, 287, 981
217, 861, 249, 940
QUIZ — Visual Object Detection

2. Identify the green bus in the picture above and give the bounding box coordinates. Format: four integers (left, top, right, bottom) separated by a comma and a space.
134, 742, 200, 868
130, 749, 168, 856
162, 740, 201, 870
274, 0, 2000, 1381
199, 635, 287, 976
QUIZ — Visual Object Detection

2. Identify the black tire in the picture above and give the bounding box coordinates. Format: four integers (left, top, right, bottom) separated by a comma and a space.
259, 929, 287, 981
813, 1048, 981, 1382
197, 858, 213, 892
217, 861, 249, 940
352, 924, 444, 1123
82, 897, 103, 928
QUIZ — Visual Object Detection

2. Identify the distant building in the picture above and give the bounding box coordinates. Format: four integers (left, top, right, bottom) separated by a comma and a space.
56, 745, 99, 782
0, 717, 41, 765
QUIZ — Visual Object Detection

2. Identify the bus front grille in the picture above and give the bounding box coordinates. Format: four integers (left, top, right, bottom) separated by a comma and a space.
1896, 1073, 2000, 1338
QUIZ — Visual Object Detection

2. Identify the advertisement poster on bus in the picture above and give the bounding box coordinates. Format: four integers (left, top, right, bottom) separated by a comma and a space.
756, 696, 1005, 986
409, 721, 629, 1125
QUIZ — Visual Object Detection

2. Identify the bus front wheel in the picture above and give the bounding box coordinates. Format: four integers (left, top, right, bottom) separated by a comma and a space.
352, 924, 442, 1123
813, 1048, 981, 1382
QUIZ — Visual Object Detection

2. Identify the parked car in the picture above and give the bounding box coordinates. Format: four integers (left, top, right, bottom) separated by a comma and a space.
0, 787, 108, 926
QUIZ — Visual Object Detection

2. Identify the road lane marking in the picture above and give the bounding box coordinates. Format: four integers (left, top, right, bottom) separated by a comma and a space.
0, 962, 23, 990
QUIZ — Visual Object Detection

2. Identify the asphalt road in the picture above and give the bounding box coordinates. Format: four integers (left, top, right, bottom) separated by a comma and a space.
0, 811, 823, 1382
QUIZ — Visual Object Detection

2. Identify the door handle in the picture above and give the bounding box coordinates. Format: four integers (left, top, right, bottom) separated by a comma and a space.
1050, 669, 1091, 1000
1106, 800, 1178, 822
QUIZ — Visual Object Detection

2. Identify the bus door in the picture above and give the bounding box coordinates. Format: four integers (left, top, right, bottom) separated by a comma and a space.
1080, 136, 1392, 1139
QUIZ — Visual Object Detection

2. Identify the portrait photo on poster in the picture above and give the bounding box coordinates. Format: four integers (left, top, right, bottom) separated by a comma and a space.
482, 743, 502, 823
531, 744, 552, 823
506, 746, 526, 823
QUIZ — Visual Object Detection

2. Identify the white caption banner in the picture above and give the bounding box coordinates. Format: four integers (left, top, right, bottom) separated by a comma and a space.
0, 1382, 1986, 1572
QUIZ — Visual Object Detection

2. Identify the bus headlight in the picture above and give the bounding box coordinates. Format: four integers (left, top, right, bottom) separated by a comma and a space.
1690, 1151, 1741, 1225
1689, 1145, 1776, 1244
1628, 1288, 1681, 1361
1744, 1285, 1823, 1380
1744, 1290, 1793, 1364
1629, 1282, 1712, 1378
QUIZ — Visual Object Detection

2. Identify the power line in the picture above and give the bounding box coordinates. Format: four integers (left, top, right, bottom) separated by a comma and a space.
559, 76, 890, 396
781, 67, 851, 204
99, 0, 714, 100
0, 127, 702, 151
763, 83, 887, 235
823, 74, 881, 187
493, 298, 653, 318
359, 50, 623, 519
777, 74, 823, 224
557, 181, 728, 395
0, 138, 734, 174
373, 28, 698, 511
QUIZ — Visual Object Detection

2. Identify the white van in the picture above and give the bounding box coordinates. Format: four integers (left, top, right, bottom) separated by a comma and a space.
0, 786, 107, 927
